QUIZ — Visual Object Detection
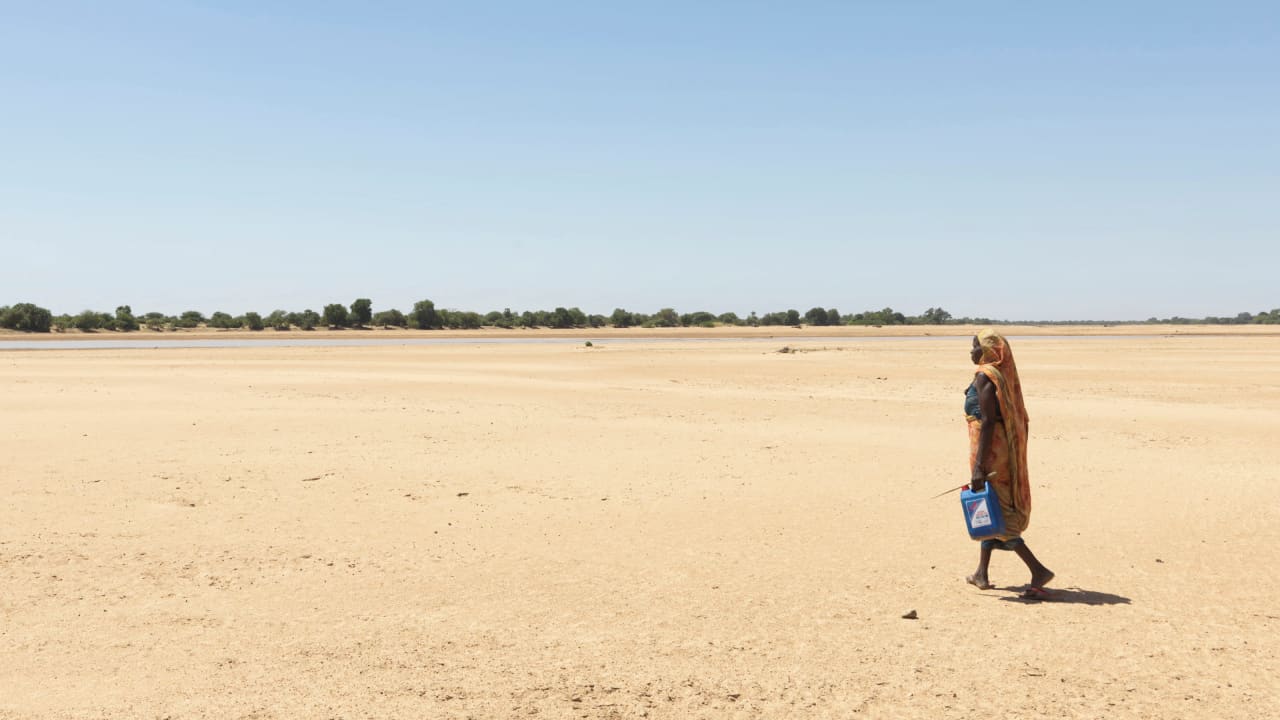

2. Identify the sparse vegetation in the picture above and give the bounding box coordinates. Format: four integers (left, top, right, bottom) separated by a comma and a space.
114, 305, 139, 331
208, 311, 241, 329
322, 304, 349, 329
349, 298, 372, 327
372, 308, 407, 328
411, 299, 442, 330
0, 303, 54, 332
5, 299, 1277, 335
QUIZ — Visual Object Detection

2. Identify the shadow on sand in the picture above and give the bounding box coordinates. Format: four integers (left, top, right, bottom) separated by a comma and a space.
997, 586, 1131, 605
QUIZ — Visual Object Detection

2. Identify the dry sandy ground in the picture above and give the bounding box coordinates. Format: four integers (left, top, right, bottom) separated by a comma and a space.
2, 333, 1277, 718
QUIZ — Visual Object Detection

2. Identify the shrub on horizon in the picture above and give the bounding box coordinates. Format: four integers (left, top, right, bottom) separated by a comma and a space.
610, 308, 633, 328
296, 309, 320, 331
73, 310, 101, 332
651, 308, 679, 328
411, 300, 442, 330
115, 305, 139, 332
323, 303, 349, 328
0, 303, 54, 332
207, 311, 241, 329
681, 311, 717, 327
372, 308, 407, 327
266, 310, 290, 330
350, 298, 372, 327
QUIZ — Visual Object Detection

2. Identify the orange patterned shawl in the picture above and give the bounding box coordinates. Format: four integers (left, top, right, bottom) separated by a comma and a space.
972, 328, 1032, 518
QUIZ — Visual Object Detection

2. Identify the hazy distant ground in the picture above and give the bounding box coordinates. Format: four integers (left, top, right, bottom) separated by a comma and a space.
2, 330, 1277, 718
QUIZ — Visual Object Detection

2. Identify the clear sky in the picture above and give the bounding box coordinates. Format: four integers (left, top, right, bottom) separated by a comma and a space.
3, 2, 1277, 320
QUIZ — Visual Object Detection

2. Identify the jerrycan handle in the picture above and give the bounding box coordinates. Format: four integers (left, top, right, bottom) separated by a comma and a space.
970, 470, 997, 494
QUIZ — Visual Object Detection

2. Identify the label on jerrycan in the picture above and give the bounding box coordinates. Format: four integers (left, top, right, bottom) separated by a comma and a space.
967, 498, 992, 528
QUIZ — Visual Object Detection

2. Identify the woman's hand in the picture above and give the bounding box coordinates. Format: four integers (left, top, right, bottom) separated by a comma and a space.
970, 467, 990, 491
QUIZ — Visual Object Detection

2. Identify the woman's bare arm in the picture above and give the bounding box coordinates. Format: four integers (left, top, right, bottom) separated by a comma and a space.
972, 373, 1000, 489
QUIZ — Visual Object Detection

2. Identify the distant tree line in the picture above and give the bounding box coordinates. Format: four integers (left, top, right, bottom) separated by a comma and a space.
2, 300, 1279, 334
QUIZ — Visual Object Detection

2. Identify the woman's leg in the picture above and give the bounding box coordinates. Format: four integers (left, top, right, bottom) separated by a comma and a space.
1013, 542, 1054, 588
967, 542, 994, 589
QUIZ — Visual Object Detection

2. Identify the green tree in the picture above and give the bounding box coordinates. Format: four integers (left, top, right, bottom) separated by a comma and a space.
803, 307, 828, 326
411, 300, 442, 329
177, 310, 205, 328
295, 309, 321, 330
140, 311, 167, 331
784, 309, 801, 325
372, 309, 407, 327
485, 310, 514, 328
207, 311, 240, 329
266, 310, 290, 330
610, 308, 634, 328
323, 303, 349, 328
717, 312, 741, 326
244, 312, 265, 331
681, 311, 717, 327
550, 307, 575, 328
825, 308, 841, 325
456, 311, 483, 329
851, 307, 906, 325
651, 308, 680, 327
115, 305, 139, 331
1, 303, 54, 332
920, 307, 953, 325
350, 298, 372, 327
73, 309, 102, 332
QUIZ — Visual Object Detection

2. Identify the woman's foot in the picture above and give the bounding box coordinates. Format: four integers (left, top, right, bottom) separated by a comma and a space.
966, 574, 994, 590
1030, 568, 1055, 589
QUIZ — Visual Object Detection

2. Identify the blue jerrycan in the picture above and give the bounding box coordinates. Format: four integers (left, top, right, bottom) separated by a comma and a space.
960, 482, 1006, 540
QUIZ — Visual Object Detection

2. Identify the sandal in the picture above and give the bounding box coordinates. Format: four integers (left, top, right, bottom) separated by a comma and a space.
1018, 586, 1054, 601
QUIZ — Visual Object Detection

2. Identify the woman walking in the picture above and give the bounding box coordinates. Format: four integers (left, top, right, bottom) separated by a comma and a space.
964, 329, 1054, 599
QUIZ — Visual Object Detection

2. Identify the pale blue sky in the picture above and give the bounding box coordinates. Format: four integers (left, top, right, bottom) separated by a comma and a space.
3, 1, 1277, 320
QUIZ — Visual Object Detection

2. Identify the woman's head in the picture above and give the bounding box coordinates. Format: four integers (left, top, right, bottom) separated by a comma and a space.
971, 328, 1008, 366
970, 327, 1030, 430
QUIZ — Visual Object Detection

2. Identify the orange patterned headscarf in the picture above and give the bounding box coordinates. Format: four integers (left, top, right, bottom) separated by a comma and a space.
975, 328, 1031, 512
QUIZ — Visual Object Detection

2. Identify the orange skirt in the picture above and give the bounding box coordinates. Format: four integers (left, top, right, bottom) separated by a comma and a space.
967, 418, 1029, 539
